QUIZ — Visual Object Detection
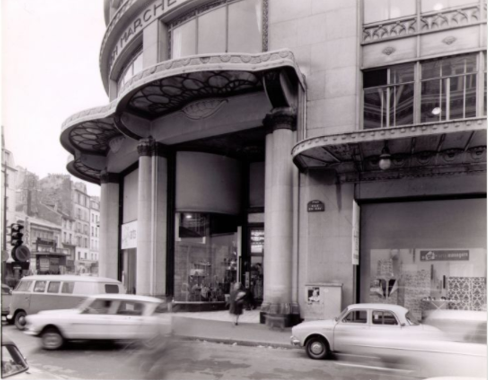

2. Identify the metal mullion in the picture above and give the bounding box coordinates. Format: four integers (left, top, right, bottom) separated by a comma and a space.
446, 77, 450, 121
463, 64, 467, 119
225, 4, 229, 53
195, 16, 199, 54
386, 69, 391, 128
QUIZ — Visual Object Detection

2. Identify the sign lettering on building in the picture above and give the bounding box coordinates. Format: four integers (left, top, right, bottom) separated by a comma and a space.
121, 221, 138, 250
419, 249, 469, 261
307, 200, 325, 212
109, 0, 183, 70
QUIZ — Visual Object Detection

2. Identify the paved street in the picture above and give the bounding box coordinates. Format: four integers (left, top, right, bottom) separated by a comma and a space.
3, 323, 420, 380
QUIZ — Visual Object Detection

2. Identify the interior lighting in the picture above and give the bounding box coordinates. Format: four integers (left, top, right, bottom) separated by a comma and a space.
185, 213, 193, 219
379, 146, 392, 170
431, 107, 441, 116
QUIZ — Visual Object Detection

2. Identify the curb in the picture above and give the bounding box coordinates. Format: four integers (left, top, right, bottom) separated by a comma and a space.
176, 335, 300, 350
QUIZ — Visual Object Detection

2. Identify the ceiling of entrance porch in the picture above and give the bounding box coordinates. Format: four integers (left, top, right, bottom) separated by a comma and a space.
61, 50, 304, 183
292, 118, 487, 180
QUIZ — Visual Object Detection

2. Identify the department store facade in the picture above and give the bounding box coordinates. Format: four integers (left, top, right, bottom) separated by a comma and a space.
61, 0, 487, 324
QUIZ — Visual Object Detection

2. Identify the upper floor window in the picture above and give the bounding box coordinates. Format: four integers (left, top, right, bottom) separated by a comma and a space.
363, 53, 484, 129
118, 49, 143, 92
421, 0, 477, 13
170, 0, 262, 59
421, 54, 477, 122
364, 63, 414, 129
364, 0, 415, 24
364, 0, 475, 24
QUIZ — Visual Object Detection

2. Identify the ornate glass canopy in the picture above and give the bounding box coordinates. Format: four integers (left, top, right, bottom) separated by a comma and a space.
61, 50, 303, 183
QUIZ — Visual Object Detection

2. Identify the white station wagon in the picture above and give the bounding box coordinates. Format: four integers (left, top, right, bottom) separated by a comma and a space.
24, 294, 171, 350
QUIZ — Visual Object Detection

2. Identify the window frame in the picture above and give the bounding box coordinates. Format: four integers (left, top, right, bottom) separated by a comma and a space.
341, 309, 369, 324
169, 0, 263, 59
362, 52, 485, 130
372, 310, 399, 325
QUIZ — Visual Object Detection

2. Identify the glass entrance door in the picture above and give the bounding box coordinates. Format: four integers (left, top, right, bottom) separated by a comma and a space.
248, 226, 264, 305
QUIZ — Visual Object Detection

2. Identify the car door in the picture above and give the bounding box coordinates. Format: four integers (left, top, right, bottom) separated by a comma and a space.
112, 301, 147, 340
1, 285, 12, 315
333, 308, 370, 354
369, 310, 404, 342
69, 299, 116, 339
28, 281, 48, 314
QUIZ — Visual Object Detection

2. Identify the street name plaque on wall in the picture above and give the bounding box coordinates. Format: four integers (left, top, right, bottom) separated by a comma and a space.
307, 200, 325, 212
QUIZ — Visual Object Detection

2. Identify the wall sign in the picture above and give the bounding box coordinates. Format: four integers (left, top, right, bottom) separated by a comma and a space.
419, 249, 469, 261
307, 200, 325, 212
109, 0, 185, 70
121, 221, 138, 250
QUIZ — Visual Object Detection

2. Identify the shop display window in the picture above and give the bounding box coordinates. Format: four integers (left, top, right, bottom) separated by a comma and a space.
367, 248, 487, 320
361, 199, 487, 321
174, 213, 238, 302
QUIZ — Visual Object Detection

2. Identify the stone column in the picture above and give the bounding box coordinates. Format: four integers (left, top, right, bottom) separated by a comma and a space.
99, 170, 120, 280
136, 137, 168, 296
262, 108, 300, 327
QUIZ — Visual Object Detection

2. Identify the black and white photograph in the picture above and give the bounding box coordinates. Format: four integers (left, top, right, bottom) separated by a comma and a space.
1, 0, 486, 379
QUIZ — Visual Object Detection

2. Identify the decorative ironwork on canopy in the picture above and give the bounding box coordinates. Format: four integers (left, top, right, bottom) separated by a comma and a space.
127, 71, 262, 119
292, 118, 487, 182
61, 50, 304, 183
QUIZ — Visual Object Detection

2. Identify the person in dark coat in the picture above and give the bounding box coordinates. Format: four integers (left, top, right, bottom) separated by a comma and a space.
229, 282, 246, 325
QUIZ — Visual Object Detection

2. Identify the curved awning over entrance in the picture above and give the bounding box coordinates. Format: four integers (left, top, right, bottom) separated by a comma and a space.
292, 118, 487, 182
61, 49, 305, 184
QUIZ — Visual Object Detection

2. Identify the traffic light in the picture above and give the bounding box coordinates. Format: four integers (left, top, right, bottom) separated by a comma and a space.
9, 223, 24, 247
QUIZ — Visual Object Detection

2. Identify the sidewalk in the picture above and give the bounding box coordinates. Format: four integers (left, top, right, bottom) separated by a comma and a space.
168, 309, 296, 349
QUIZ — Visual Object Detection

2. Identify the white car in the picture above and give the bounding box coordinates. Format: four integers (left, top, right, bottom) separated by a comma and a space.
291, 303, 486, 378
291, 303, 443, 360
24, 294, 172, 350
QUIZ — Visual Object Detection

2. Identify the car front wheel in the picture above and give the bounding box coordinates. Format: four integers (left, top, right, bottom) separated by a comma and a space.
41, 327, 64, 350
305, 336, 329, 360
14, 311, 27, 330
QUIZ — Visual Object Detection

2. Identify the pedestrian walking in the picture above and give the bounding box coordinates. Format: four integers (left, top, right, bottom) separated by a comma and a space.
228, 282, 246, 325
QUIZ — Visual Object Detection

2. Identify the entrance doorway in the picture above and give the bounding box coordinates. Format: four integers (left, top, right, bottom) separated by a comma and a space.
246, 226, 264, 305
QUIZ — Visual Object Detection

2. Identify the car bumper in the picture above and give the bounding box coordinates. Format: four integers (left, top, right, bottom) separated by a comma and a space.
290, 335, 301, 346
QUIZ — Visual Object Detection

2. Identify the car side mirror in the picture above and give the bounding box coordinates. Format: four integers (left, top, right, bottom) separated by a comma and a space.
400, 323, 406, 327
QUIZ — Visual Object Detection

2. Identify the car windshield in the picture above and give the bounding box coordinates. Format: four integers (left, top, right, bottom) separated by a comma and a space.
1, 345, 28, 378
335, 307, 349, 321
405, 311, 420, 325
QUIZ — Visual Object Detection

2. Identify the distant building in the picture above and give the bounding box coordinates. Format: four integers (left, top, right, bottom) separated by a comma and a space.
1, 130, 18, 258
73, 182, 92, 274
89, 197, 100, 274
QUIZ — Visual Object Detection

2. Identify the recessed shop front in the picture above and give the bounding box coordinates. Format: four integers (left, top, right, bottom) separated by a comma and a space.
360, 197, 487, 321
172, 149, 265, 310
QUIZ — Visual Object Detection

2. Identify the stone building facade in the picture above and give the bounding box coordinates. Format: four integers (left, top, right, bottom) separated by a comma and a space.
60, 0, 486, 324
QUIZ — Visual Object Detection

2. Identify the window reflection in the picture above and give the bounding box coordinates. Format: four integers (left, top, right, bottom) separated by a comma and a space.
363, 64, 414, 129
171, 0, 262, 59
364, 53, 482, 128
421, 55, 478, 122
364, 0, 415, 24
174, 213, 238, 302
118, 49, 143, 93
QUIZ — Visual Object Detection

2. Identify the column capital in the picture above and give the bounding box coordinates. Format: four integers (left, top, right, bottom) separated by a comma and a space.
99, 170, 119, 184
137, 137, 170, 157
263, 107, 297, 134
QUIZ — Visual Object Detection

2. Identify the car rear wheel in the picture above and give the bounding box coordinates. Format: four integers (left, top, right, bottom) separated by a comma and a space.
305, 336, 329, 360
41, 327, 64, 350
14, 311, 27, 330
